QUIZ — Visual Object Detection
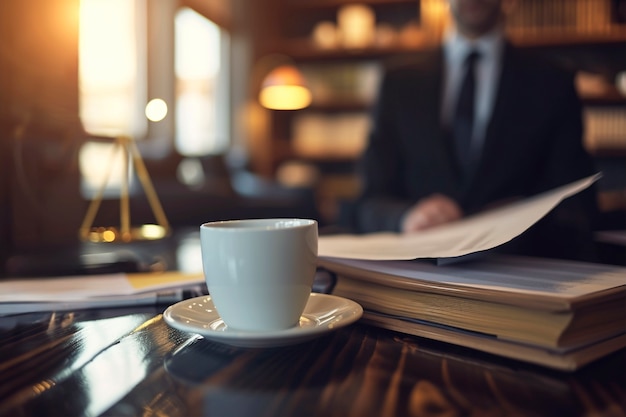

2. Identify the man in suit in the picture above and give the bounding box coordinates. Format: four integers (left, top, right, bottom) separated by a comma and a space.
349, 0, 600, 260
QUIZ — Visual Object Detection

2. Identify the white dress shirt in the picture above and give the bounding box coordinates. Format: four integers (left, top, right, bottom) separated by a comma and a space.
441, 27, 505, 156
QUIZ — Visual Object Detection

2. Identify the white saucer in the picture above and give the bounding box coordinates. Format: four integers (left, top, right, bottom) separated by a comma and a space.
163, 293, 363, 348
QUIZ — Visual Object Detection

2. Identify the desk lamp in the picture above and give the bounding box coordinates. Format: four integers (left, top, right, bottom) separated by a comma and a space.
258, 57, 311, 111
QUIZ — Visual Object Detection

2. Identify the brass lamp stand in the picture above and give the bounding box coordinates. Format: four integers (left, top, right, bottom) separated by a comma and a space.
79, 135, 170, 243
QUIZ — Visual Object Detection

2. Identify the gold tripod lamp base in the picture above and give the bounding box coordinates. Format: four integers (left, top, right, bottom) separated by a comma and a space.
82, 224, 169, 243
79, 135, 171, 243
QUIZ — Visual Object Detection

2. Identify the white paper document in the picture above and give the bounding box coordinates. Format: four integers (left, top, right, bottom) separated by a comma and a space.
0, 271, 204, 302
0, 271, 205, 316
318, 174, 600, 260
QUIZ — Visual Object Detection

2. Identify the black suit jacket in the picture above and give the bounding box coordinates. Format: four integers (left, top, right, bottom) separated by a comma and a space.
351, 43, 600, 260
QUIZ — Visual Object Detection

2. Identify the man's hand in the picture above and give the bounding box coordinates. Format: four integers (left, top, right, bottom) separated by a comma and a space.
401, 194, 463, 233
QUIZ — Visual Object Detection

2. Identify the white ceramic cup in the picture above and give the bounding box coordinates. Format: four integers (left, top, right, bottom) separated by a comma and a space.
200, 218, 318, 332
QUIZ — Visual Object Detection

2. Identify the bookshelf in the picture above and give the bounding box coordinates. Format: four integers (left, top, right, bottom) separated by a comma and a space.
252, 0, 626, 223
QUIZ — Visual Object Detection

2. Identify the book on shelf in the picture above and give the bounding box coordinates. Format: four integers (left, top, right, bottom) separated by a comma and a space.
317, 255, 626, 371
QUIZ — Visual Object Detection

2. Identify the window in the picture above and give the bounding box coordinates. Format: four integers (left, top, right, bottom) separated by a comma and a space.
79, 0, 147, 139
175, 7, 230, 156
78, 0, 230, 197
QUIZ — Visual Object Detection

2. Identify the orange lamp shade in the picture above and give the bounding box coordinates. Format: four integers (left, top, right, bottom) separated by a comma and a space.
259, 65, 312, 110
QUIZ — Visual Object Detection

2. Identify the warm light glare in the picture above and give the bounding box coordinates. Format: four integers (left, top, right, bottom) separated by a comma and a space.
139, 224, 167, 240
421, 0, 451, 37
102, 230, 117, 242
259, 86, 312, 110
79, 0, 146, 137
145, 99, 168, 122
337, 4, 376, 48
312, 21, 339, 49
79, 0, 136, 87
259, 65, 312, 110
79, 142, 126, 193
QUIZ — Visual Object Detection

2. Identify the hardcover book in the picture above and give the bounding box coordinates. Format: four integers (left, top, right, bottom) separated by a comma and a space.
318, 254, 626, 371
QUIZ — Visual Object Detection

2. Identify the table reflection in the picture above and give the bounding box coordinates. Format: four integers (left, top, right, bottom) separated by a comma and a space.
2, 306, 625, 417
1, 228, 624, 417
163, 324, 625, 417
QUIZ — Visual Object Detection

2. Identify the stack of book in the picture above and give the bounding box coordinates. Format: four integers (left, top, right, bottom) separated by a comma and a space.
318, 254, 626, 371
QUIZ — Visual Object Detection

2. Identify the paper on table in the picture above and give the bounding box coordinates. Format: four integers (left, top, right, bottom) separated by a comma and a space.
0, 291, 191, 317
0, 271, 205, 302
318, 174, 600, 260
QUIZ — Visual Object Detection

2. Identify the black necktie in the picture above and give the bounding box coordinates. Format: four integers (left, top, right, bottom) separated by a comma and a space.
453, 50, 480, 176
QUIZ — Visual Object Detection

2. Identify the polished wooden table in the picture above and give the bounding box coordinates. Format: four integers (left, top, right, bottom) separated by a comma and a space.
1, 303, 625, 417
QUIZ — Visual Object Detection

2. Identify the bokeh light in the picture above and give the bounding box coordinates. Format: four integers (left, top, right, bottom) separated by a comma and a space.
145, 98, 168, 122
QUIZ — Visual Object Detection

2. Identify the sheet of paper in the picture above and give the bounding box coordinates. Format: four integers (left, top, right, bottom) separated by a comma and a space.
318, 174, 600, 260
0, 271, 204, 302
320, 255, 626, 299
0, 291, 180, 317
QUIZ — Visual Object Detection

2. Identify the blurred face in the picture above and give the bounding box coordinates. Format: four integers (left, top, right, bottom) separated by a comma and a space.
447, 0, 504, 38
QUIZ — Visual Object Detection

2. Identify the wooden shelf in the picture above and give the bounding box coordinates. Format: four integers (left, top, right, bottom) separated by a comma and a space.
290, 152, 361, 162
509, 28, 626, 47
286, 0, 415, 9
271, 28, 626, 61
270, 38, 428, 61
583, 93, 626, 106
307, 100, 371, 112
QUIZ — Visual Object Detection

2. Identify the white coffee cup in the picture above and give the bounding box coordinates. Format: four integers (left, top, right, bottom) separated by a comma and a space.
200, 218, 318, 331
